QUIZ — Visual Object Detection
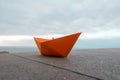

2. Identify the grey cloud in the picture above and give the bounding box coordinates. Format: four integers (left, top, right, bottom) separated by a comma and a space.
0, 0, 120, 35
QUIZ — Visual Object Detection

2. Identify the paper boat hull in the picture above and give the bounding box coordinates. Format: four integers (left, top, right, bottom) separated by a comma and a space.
34, 32, 81, 57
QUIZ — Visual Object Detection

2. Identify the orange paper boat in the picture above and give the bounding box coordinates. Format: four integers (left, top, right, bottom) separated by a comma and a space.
34, 32, 81, 57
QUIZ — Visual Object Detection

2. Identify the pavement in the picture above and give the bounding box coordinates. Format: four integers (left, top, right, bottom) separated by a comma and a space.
0, 48, 120, 80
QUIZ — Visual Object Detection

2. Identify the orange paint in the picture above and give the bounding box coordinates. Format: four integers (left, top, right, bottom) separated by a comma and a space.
34, 32, 82, 57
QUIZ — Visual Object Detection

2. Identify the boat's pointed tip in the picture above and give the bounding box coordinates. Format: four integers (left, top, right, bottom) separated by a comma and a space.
33, 37, 38, 40
72, 32, 82, 34
77, 32, 82, 34
76, 32, 82, 36
69, 32, 82, 36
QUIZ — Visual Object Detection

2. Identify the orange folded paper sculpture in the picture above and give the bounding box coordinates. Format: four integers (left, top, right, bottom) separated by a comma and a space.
34, 32, 81, 57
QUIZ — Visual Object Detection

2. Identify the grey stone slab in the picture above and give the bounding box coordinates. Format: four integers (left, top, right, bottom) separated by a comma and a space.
13, 48, 120, 80
0, 53, 96, 80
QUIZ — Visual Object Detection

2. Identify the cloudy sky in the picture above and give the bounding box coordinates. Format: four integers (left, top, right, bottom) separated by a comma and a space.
0, 0, 120, 48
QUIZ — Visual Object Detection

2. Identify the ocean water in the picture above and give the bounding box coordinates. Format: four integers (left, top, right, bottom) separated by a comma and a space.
75, 38, 120, 49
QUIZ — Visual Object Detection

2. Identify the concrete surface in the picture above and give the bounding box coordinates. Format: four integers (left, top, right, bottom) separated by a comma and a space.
0, 48, 120, 80
0, 52, 97, 80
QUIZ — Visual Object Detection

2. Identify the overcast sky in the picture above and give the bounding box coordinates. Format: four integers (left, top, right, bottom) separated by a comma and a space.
0, 0, 120, 47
